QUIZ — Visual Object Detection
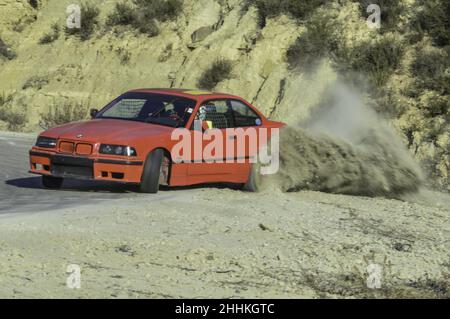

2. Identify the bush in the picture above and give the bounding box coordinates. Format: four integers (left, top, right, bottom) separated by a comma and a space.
0, 94, 27, 131
136, 0, 182, 22
287, 11, 339, 71
412, 0, 450, 47
0, 109, 27, 131
106, 2, 138, 27
245, 0, 327, 27
40, 102, 90, 129
28, 0, 39, 9
107, 0, 183, 37
0, 38, 17, 60
340, 35, 405, 87
39, 23, 60, 44
65, 3, 100, 41
418, 91, 449, 117
22, 75, 49, 90
410, 46, 450, 95
197, 59, 233, 90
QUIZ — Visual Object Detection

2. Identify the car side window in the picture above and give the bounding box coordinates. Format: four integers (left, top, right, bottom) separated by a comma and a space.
193, 100, 234, 129
230, 100, 261, 127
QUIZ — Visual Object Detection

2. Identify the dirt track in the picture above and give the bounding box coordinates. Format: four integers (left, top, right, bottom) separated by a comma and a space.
0, 131, 449, 298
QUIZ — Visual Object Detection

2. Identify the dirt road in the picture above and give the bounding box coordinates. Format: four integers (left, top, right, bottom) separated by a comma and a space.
0, 132, 448, 298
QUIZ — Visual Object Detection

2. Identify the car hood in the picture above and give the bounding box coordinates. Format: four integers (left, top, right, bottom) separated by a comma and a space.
42, 119, 174, 143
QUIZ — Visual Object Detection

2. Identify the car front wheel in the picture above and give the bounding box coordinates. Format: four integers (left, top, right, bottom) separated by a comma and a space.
140, 149, 164, 194
42, 175, 64, 189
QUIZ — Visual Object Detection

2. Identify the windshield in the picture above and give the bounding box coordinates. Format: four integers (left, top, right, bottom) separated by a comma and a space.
97, 92, 197, 128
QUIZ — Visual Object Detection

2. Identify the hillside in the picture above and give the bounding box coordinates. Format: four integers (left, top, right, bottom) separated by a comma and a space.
0, 0, 448, 191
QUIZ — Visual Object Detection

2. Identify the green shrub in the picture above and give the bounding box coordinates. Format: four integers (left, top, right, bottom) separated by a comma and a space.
0, 94, 27, 131
65, 3, 100, 41
22, 75, 49, 90
412, 0, 450, 47
197, 59, 233, 91
341, 36, 405, 87
136, 0, 182, 22
0, 109, 27, 131
106, 2, 138, 27
28, 0, 39, 9
0, 92, 12, 107
0, 38, 17, 60
418, 91, 449, 117
107, 0, 183, 37
410, 46, 450, 95
287, 11, 339, 71
40, 102, 90, 129
39, 23, 60, 44
245, 0, 327, 27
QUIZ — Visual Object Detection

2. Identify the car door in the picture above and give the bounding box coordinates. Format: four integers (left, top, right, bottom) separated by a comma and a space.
185, 99, 247, 180
229, 99, 264, 164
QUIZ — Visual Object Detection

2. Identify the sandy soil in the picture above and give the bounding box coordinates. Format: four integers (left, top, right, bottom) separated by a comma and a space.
0, 132, 448, 298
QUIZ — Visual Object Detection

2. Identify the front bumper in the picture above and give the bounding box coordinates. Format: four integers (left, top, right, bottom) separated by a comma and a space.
29, 151, 144, 183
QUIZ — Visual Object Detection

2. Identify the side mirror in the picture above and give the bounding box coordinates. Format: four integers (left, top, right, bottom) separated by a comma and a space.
90, 109, 99, 119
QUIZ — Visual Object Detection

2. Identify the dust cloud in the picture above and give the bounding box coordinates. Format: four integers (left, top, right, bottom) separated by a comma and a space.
265, 83, 423, 197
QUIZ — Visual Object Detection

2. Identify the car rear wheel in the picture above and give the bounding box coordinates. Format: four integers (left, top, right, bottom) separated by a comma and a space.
42, 175, 64, 189
243, 163, 261, 192
140, 149, 164, 194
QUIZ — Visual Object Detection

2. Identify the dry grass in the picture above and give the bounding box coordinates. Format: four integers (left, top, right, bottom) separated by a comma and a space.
39, 101, 90, 129
106, 0, 183, 37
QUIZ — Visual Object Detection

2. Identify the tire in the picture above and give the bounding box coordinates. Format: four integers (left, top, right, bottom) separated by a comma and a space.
42, 175, 64, 189
243, 163, 261, 192
140, 149, 164, 194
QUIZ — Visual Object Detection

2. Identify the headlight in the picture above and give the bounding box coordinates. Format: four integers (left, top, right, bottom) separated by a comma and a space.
36, 136, 57, 148
99, 144, 137, 157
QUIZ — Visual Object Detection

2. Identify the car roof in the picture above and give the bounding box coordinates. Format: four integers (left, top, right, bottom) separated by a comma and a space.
127, 88, 241, 100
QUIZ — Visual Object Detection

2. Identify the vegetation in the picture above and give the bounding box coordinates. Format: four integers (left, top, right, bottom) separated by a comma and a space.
409, 45, 450, 96
0, 93, 27, 131
106, 0, 183, 37
39, 23, 60, 44
411, 0, 450, 47
65, 3, 100, 41
0, 38, 17, 60
40, 101, 90, 129
286, 10, 339, 71
28, 0, 39, 9
22, 75, 49, 90
245, 0, 326, 27
197, 59, 233, 91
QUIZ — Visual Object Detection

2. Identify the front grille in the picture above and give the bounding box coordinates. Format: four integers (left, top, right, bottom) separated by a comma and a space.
76, 143, 93, 155
51, 155, 94, 179
59, 140, 93, 155
60, 141, 75, 153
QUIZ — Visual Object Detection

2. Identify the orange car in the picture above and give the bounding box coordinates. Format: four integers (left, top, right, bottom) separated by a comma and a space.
29, 89, 284, 193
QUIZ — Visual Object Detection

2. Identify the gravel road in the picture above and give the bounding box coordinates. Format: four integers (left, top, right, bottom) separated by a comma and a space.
0, 131, 448, 298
